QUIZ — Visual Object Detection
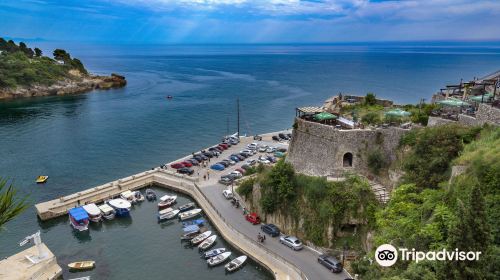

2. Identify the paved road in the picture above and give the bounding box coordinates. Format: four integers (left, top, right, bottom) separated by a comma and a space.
189, 136, 350, 280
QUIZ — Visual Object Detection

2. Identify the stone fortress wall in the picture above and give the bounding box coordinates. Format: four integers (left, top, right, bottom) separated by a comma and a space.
428, 103, 500, 127
286, 118, 409, 177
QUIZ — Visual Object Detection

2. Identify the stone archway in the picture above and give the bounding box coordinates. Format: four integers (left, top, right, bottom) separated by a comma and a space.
343, 152, 353, 167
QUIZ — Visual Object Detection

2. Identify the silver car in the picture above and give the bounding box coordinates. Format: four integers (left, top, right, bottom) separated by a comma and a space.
279, 235, 303, 251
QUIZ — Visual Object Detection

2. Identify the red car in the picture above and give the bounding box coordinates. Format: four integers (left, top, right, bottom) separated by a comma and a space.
170, 163, 185, 169
218, 144, 228, 150
181, 161, 193, 167
245, 213, 261, 225
235, 167, 246, 174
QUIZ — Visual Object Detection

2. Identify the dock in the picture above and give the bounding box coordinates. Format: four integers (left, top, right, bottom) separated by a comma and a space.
0, 243, 62, 280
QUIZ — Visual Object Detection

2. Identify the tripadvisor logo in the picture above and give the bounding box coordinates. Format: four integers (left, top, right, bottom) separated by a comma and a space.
375, 244, 482, 267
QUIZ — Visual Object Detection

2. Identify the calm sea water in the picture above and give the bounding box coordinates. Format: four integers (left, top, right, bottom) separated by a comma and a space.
1, 44, 500, 278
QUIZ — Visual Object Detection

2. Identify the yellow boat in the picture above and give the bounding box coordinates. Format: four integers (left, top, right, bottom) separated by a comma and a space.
36, 176, 49, 184
68, 260, 95, 271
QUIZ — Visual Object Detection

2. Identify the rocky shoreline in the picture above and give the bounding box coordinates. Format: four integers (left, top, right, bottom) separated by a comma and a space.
0, 73, 126, 100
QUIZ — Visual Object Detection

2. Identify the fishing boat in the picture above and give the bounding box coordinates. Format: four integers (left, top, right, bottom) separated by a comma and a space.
158, 195, 177, 209
198, 235, 217, 251
203, 248, 226, 259
98, 204, 116, 220
36, 175, 48, 184
182, 219, 205, 227
178, 202, 195, 212
134, 191, 145, 202
158, 209, 180, 222
120, 190, 137, 204
68, 260, 95, 271
181, 230, 201, 241
68, 207, 89, 231
207, 252, 231, 266
82, 203, 102, 223
178, 208, 202, 221
145, 189, 157, 201
191, 231, 212, 245
108, 198, 132, 217
225, 255, 247, 272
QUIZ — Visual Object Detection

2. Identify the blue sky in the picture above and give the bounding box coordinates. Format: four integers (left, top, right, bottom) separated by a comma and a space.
1, 0, 499, 43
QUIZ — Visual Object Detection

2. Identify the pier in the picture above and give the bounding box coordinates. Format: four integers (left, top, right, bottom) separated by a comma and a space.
0, 243, 62, 280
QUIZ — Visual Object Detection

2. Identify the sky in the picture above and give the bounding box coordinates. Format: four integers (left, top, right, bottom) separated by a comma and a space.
0, 0, 500, 43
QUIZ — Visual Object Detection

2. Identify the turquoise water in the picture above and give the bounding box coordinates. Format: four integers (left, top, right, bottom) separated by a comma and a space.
1, 44, 500, 278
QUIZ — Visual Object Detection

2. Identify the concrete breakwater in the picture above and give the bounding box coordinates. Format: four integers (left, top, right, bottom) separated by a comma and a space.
35, 169, 306, 280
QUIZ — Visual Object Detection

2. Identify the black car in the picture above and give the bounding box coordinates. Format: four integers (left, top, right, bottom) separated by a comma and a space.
218, 161, 229, 167
277, 147, 287, 153
253, 135, 262, 141
278, 133, 287, 140
219, 176, 233, 185
261, 224, 280, 237
193, 155, 203, 162
317, 254, 343, 273
232, 154, 245, 161
202, 151, 214, 158
241, 164, 251, 170
287, 133, 292, 138
177, 167, 194, 175
239, 152, 250, 158
272, 136, 280, 141
187, 159, 199, 166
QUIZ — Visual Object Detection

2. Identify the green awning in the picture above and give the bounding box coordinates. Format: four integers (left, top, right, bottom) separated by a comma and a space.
384, 109, 411, 117
470, 93, 493, 103
436, 98, 470, 107
314, 112, 337, 121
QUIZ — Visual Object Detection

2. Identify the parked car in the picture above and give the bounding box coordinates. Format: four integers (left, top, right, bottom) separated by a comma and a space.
232, 154, 245, 161
238, 152, 250, 158
266, 147, 276, 153
235, 167, 246, 174
218, 161, 229, 167
274, 151, 285, 158
241, 164, 251, 170
318, 254, 343, 273
266, 156, 277, 163
261, 224, 280, 237
200, 154, 209, 161
245, 212, 261, 225
218, 143, 228, 150
170, 163, 185, 169
253, 135, 262, 141
246, 159, 256, 166
219, 176, 233, 185
202, 151, 214, 158
222, 159, 235, 166
210, 163, 225, 171
258, 157, 270, 164
279, 235, 303, 250
277, 147, 287, 153
230, 155, 240, 162
272, 136, 280, 141
222, 189, 234, 199
247, 143, 258, 150
278, 133, 287, 140
177, 167, 194, 175
181, 161, 193, 167
229, 170, 242, 179
258, 146, 268, 152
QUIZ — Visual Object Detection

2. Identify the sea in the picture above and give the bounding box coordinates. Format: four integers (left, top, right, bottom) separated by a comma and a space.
0, 43, 499, 279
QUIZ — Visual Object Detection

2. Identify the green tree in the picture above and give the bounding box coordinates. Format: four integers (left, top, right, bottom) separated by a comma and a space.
362, 112, 381, 125
34, 47, 42, 57
53, 49, 70, 61
0, 178, 29, 230
365, 92, 377, 106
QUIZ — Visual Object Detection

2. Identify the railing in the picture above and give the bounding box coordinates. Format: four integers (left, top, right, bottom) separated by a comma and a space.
193, 183, 308, 280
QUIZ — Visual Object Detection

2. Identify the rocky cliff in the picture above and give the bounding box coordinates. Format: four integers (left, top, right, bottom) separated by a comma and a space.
0, 73, 126, 100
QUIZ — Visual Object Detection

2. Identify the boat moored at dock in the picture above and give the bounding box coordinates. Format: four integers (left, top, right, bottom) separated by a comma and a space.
207, 252, 231, 266
82, 203, 102, 222
108, 199, 132, 217
158, 195, 177, 209
134, 191, 145, 202
68, 261, 95, 271
225, 255, 247, 272
98, 204, 116, 220
191, 231, 212, 245
178, 208, 202, 221
120, 190, 137, 204
157, 208, 180, 221
178, 202, 195, 212
68, 207, 89, 231
145, 189, 157, 201
203, 248, 226, 259
198, 235, 217, 251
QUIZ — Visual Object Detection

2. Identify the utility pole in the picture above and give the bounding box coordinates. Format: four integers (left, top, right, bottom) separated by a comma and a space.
237, 97, 240, 137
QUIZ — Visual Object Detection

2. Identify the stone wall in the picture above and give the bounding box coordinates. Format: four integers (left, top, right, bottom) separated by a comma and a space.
427, 116, 457, 127
287, 118, 409, 177
476, 103, 500, 125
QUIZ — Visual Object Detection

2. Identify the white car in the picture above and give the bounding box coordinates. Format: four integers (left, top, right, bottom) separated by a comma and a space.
230, 171, 242, 178
222, 189, 234, 199
258, 146, 268, 152
247, 143, 258, 149
280, 235, 303, 251
246, 159, 257, 166
266, 147, 276, 153
258, 157, 270, 164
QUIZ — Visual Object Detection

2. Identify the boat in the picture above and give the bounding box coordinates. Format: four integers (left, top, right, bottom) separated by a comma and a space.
67, 260, 95, 271
158, 195, 177, 209
108, 198, 132, 217
182, 219, 205, 227
134, 191, 145, 202
225, 255, 247, 272
145, 189, 157, 201
198, 235, 217, 251
98, 204, 116, 220
203, 248, 226, 259
120, 190, 137, 204
178, 208, 202, 221
191, 231, 212, 245
178, 202, 195, 212
181, 230, 201, 241
207, 252, 231, 266
68, 277, 90, 280
36, 175, 48, 184
68, 207, 89, 231
82, 203, 102, 223
158, 209, 180, 222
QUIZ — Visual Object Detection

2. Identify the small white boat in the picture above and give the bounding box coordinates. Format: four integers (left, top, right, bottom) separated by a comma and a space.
134, 191, 145, 202
145, 189, 157, 201
108, 198, 131, 217
158, 209, 180, 221
204, 248, 226, 259
207, 252, 231, 266
82, 203, 102, 222
98, 204, 115, 220
178, 208, 202, 221
198, 235, 217, 251
191, 231, 212, 245
225, 255, 247, 272
178, 202, 195, 212
120, 190, 137, 204
158, 195, 177, 209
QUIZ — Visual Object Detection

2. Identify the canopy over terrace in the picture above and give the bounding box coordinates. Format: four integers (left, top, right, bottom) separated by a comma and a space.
384, 108, 411, 118
296, 106, 324, 118
314, 112, 337, 121
436, 98, 470, 107
470, 93, 493, 103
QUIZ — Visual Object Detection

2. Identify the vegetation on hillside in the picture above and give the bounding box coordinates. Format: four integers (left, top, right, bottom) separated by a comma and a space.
0, 38, 87, 88
0, 178, 29, 230
352, 125, 500, 280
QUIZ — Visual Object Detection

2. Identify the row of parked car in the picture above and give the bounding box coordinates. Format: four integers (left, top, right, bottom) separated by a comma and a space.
169, 136, 240, 175
272, 133, 292, 142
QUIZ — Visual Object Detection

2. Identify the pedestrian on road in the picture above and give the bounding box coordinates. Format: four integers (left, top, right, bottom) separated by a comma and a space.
203, 175, 206, 181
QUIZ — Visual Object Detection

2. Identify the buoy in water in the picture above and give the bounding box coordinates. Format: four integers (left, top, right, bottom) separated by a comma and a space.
166, 95, 173, 99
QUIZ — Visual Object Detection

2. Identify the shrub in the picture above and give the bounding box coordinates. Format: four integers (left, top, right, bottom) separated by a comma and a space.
361, 112, 381, 125
237, 178, 255, 199
365, 93, 377, 106
367, 150, 386, 174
